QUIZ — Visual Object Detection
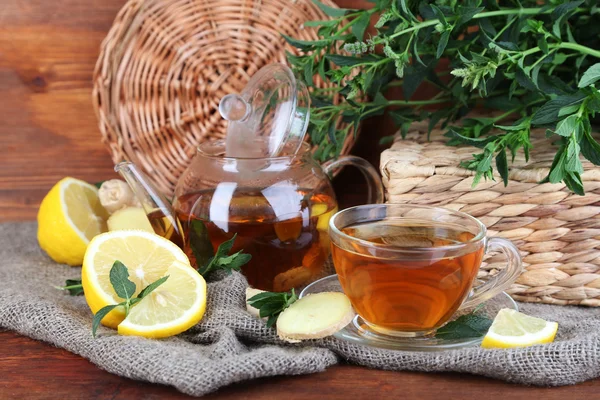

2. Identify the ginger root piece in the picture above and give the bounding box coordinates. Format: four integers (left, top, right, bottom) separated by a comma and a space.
276, 292, 354, 342
246, 287, 265, 318
99, 179, 140, 214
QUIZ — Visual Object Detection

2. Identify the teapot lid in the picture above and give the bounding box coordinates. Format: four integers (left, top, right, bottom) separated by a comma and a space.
219, 63, 310, 158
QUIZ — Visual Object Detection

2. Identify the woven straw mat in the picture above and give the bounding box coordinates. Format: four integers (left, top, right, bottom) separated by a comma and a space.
381, 122, 600, 306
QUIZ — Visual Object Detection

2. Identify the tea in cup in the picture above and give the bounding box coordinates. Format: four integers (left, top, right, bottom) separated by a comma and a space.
329, 204, 522, 337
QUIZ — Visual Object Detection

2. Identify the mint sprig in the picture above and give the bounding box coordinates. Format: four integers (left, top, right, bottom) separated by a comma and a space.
189, 220, 252, 276
247, 290, 298, 327
91, 261, 168, 337
56, 279, 84, 296
286, 0, 600, 194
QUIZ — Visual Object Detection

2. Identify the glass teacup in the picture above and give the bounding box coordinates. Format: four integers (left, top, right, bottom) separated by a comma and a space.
329, 204, 522, 338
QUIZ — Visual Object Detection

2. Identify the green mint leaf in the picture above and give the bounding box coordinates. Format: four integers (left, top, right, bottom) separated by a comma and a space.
551, 1, 584, 21
554, 115, 579, 137
92, 304, 119, 337
189, 219, 214, 271
281, 34, 329, 51
213, 234, 236, 259
303, 20, 338, 28
515, 67, 537, 91
351, 12, 370, 41
398, 0, 417, 20
532, 93, 587, 125
317, 56, 327, 81
558, 104, 580, 117
580, 128, 600, 166
109, 261, 136, 300
445, 129, 497, 149
56, 279, 84, 296
437, 30, 451, 59
564, 171, 585, 195
485, 96, 522, 112
137, 275, 169, 299
266, 315, 278, 328
496, 149, 509, 186
456, 6, 484, 26
198, 234, 251, 276
93, 181, 105, 189
247, 289, 298, 327
311, 0, 350, 18
418, 2, 435, 20
325, 54, 379, 67
217, 251, 252, 273
258, 302, 285, 318
539, 75, 576, 96
431, 4, 447, 26
303, 58, 314, 87
402, 64, 429, 100
578, 63, 600, 88
494, 120, 529, 132
547, 146, 567, 184
435, 312, 492, 340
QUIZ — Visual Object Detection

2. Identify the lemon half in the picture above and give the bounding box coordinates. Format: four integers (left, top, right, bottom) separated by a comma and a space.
481, 309, 558, 349
37, 177, 108, 266
82, 230, 191, 328
118, 260, 207, 338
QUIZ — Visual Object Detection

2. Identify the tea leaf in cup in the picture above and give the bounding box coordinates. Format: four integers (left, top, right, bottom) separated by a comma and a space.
435, 312, 493, 340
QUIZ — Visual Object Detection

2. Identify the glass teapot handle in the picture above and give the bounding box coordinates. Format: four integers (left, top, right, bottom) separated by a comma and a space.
322, 156, 384, 204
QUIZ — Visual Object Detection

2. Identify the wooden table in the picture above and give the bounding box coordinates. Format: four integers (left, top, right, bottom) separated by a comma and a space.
1, 0, 598, 398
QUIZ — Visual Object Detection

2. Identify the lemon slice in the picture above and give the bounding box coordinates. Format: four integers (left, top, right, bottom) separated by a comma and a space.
82, 230, 190, 328
481, 309, 558, 349
118, 260, 207, 338
37, 177, 108, 266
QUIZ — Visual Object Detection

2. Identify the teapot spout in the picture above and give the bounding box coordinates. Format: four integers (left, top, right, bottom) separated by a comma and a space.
115, 161, 185, 248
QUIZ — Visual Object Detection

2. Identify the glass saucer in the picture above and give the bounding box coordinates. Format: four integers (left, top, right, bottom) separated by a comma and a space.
299, 274, 518, 352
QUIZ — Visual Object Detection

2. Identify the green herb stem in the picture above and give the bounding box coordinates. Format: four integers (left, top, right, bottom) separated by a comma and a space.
59, 284, 83, 290
559, 42, 600, 59
333, 8, 378, 37
286, 0, 600, 192
387, 98, 452, 106
381, 7, 594, 48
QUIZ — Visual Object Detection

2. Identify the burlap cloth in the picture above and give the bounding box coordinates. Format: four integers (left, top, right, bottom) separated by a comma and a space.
2, 222, 600, 396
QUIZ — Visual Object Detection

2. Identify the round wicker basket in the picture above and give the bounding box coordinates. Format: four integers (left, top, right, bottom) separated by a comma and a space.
93, 0, 352, 195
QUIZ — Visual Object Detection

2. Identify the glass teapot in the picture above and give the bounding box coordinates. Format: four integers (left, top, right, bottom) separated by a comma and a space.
116, 64, 384, 292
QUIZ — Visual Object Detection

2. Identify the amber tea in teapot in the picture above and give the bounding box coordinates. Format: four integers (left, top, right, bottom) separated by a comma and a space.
175, 187, 337, 292
116, 64, 384, 293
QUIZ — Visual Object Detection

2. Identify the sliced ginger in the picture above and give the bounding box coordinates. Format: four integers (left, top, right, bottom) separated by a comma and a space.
276, 292, 354, 342
245, 287, 265, 318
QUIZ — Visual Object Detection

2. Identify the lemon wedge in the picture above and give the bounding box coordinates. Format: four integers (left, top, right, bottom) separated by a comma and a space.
481, 309, 558, 349
311, 204, 338, 232
37, 177, 108, 266
82, 230, 190, 328
118, 260, 207, 338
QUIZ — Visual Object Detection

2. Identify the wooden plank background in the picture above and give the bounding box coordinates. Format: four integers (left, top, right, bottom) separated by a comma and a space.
1, 0, 599, 398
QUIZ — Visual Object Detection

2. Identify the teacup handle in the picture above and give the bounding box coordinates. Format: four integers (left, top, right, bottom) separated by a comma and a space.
322, 156, 385, 204
461, 237, 522, 309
